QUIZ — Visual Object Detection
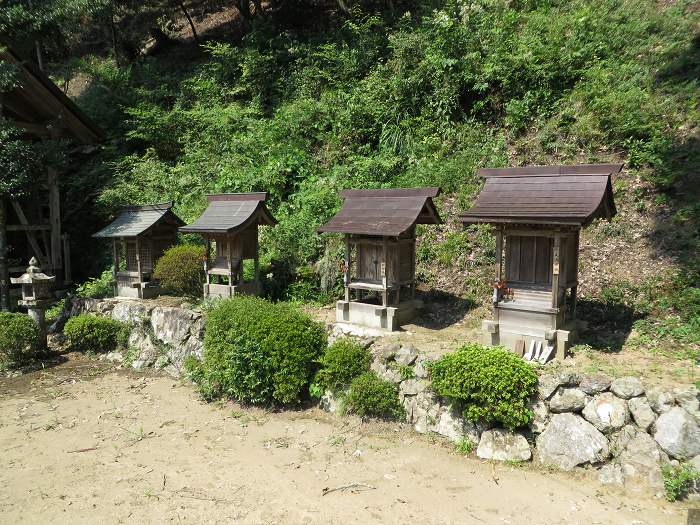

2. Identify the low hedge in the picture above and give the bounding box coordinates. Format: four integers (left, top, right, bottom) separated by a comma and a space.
63, 314, 127, 353
0, 312, 39, 367
153, 244, 205, 297
314, 338, 371, 393
344, 372, 405, 420
430, 343, 538, 430
191, 296, 327, 405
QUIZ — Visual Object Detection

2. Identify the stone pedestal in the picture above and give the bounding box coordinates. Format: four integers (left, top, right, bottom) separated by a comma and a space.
335, 299, 422, 332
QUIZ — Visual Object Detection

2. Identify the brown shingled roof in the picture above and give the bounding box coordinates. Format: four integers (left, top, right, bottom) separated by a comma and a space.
318, 187, 442, 236
179, 193, 277, 234
459, 164, 622, 226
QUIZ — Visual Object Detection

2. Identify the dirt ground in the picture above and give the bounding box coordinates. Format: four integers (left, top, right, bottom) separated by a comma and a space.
0, 356, 692, 525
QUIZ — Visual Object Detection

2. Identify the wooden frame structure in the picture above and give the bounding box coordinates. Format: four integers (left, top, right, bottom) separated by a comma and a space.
179, 193, 277, 299
93, 202, 184, 298
460, 163, 622, 360
0, 47, 103, 311
318, 187, 442, 331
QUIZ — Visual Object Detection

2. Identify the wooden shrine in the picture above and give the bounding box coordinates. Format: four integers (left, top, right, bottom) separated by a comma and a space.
0, 46, 103, 311
460, 163, 622, 361
179, 193, 277, 299
318, 187, 442, 331
93, 202, 184, 298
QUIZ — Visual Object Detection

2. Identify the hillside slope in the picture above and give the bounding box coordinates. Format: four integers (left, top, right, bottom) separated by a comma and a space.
57, 0, 698, 362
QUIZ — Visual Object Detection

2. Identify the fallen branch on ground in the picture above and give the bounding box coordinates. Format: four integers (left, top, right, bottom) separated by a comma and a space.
322, 482, 376, 495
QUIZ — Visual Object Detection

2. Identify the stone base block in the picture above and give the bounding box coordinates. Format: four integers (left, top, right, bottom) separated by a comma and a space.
481, 321, 576, 360
335, 299, 422, 332
204, 281, 262, 299
116, 283, 160, 299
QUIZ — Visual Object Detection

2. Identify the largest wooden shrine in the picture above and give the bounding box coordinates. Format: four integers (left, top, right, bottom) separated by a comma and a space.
0, 47, 103, 311
179, 193, 277, 299
460, 163, 621, 361
318, 187, 442, 331
93, 202, 184, 298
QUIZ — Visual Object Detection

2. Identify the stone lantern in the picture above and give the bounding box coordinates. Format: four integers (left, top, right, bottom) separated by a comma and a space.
10, 257, 56, 349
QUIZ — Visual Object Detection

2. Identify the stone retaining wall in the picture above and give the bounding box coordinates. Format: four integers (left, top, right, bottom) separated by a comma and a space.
58, 297, 700, 495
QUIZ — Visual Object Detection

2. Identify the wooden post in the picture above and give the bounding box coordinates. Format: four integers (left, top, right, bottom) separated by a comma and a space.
227, 236, 234, 296
381, 236, 388, 307
344, 235, 350, 302
571, 229, 580, 321
552, 233, 561, 310
62, 233, 71, 284
112, 239, 119, 296
204, 238, 211, 286
47, 166, 62, 284
0, 199, 9, 311
495, 228, 503, 281
135, 237, 143, 299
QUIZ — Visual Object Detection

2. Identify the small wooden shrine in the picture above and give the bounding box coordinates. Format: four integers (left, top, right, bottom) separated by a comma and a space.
460, 163, 622, 361
318, 187, 442, 331
179, 193, 277, 299
93, 202, 184, 298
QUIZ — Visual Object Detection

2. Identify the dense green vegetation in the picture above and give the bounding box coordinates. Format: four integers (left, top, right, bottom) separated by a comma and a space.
344, 371, 405, 420
63, 313, 128, 353
430, 343, 538, 430
189, 296, 327, 405
0, 312, 39, 369
313, 337, 372, 393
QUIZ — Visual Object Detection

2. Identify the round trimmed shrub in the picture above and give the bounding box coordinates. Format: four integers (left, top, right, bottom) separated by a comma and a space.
430, 343, 538, 430
344, 372, 404, 420
195, 296, 327, 405
63, 314, 127, 353
314, 338, 371, 393
0, 312, 39, 367
153, 244, 205, 297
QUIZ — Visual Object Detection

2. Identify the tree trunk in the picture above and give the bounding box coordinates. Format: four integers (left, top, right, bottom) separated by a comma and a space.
235, 0, 252, 20
110, 1, 120, 67
0, 198, 10, 312
179, 1, 199, 42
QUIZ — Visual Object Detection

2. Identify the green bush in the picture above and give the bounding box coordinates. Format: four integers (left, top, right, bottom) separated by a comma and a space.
314, 338, 371, 393
430, 344, 538, 430
153, 244, 205, 297
63, 314, 127, 353
344, 372, 404, 421
662, 463, 700, 502
194, 296, 327, 405
0, 312, 39, 368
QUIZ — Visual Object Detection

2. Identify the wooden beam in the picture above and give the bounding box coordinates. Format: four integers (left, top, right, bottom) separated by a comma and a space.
10, 200, 48, 267
6, 224, 51, 231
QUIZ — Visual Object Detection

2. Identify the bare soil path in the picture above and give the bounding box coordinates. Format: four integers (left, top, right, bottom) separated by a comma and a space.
0, 356, 689, 524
